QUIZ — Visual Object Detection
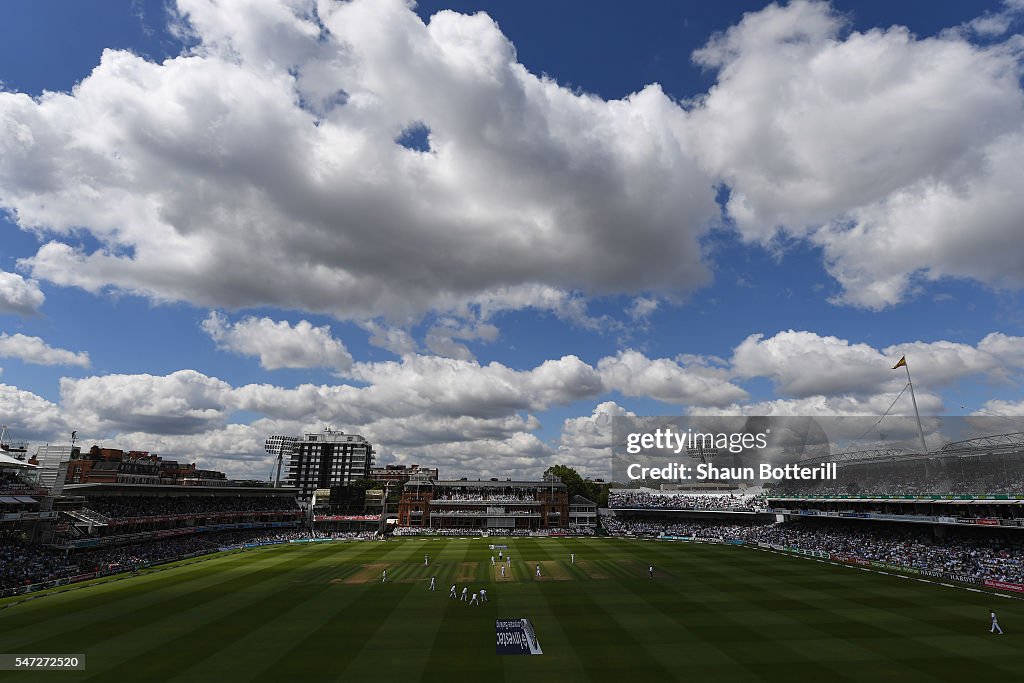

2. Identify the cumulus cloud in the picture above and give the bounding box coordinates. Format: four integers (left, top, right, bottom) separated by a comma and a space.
202, 312, 352, 371
0, 383, 65, 440
423, 317, 499, 361
689, 0, 1024, 308
0, 333, 89, 367
732, 330, 1024, 398
0, 270, 45, 316
2, 0, 716, 322
555, 401, 635, 476
60, 370, 233, 435
3, 326, 1023, 477
360, 321, 418, 357
598, 350, 748, 406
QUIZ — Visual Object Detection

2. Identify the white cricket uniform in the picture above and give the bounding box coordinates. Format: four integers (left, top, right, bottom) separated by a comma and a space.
470, 593, 479, 605
480, 589, 488, 602
500, 566, 505, 577
429, 577, 436, 591
461, 587, 468, 601
449, 585, 457, 598
991, 612, 1004, 634
382, 570, 387, 582
536, 564, 541, 577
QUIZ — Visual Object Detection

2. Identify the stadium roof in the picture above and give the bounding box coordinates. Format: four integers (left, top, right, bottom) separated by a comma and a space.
0, 452, 36, 469
62, 482, 299, 495
798, 431, 1024, 466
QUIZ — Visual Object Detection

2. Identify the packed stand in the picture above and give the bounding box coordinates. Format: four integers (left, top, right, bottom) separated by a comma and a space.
609, 490, 768, 512
84, 495, 300, 519
392, 527, 484, 536
774, 452, 1024, 496
0, 540, 79, 589
603, 516, 1024, 583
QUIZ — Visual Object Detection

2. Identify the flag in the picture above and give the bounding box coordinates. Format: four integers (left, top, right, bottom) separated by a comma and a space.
892, 356, 906, 370
71, 430, 77, 440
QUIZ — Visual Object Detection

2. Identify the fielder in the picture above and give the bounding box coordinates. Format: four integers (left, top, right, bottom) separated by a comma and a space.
570, 553, 575, 564
470, 592, 480, 606
461, 586, 468, 601
991, 610, 1004, 634
535, 563, 541, 577
648, 565, 654, 578
480, 588, 488, 602
382, 568, 387, 583
491, 555, 495, 566
424, 554, 429, 566
429, 576, 436, 591
449, 584, 457, 599
500, 565, 506, 578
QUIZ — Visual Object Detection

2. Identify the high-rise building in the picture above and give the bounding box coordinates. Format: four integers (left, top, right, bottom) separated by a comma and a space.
283, 429, 375, 501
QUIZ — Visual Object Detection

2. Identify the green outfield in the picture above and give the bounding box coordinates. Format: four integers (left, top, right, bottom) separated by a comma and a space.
1, 537, 1022, 682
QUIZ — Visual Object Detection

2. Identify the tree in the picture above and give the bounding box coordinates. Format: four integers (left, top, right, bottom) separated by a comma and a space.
543, 465, 609, 507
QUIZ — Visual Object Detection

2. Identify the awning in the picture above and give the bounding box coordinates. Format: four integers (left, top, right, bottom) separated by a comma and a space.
0, 496, 20, 504
13, 496, 40, 504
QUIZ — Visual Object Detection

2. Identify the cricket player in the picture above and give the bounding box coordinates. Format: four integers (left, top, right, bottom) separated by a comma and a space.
500, 565, 506, 578
648, 565, 654, 578
429, 576, 436, 591
461, 586, 468, 601
470, 592, 480, 606
480, 588, 488, 602
535, 563, 541, 577
449, 584, 457, 598
991, 610, 1004, 634
499, 550, 503, 561
507, 555, 511, 566
424, 554, 429, 566
571, 553, 575, 564
491, 555, 495, 566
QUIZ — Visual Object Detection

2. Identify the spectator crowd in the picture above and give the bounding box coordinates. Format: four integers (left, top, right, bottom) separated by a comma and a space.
609, 490, 768, 512
603, 517, 1024, 583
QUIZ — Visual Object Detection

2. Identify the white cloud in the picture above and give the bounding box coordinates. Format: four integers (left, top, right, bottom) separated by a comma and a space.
360, 321, 418, 357
962, 0, 1024, 37
423, 317, 499, 361
60, 370, 233, 435
202, 312, 352, 371
4, 327, 1023, 478
627, 296, 659, 321
701, 392, 945, 418
689, 0, 1024, 308
731, 330, 1024, 401
3, 0, 717, 322
732, 331, 897, 398
0, 333, 89, 367
0, 270, 45, 316
597, 350, 748, 406
0, 383, 65, 440
555, 401, 635, 476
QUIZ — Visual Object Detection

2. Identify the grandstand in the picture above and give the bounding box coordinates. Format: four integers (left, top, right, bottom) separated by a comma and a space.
765, 431, 1024, 529
397, 473, 569, 531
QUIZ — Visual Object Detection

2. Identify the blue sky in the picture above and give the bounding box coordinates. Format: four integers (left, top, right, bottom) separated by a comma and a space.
1, 0, 1023, 480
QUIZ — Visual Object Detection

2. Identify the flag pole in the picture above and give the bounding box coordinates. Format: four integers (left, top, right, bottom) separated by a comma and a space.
898, 358, 928, 454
